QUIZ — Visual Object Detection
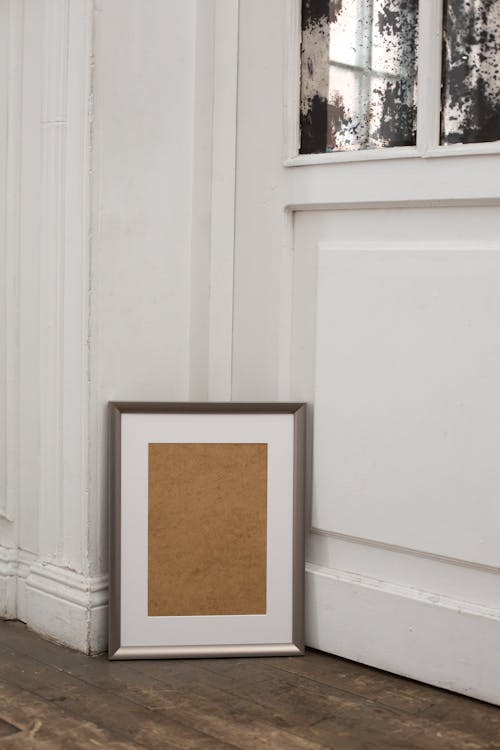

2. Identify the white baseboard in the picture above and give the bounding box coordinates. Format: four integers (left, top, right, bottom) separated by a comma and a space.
0, 546, 17, 619
25, 562, 108, 654
15, 549, 37, 623
0, 546, 108, 654
306, 563, 500, 706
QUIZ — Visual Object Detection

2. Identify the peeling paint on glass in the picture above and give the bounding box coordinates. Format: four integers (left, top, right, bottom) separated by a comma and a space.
441, 0, 500, 145
300, 0, 419, 153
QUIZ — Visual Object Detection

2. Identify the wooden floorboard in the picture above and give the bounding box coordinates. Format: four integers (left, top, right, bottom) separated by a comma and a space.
0, 621, 499, 749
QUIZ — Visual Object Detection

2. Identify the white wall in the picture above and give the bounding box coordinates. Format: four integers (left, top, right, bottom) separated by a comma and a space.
0, 0, 216, 652
229, 0, 500, 705
90, 0, 201, 580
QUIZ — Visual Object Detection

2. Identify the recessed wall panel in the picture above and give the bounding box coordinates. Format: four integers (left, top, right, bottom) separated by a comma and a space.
312, 244, 500, 567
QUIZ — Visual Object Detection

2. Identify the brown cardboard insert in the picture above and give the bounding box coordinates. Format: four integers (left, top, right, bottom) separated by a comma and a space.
148, 442, 267, 616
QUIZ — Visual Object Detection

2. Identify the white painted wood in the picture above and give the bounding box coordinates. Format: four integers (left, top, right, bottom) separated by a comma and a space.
15, 548, 36, 624
0, 0, 7, 525
286, 146, 419, 166
285, 141, 500, 164
38, 0, 92, 575
1, 0, 498, 692
0, 545, 17, 618
38, 0, 72, 565
3, 0, 218, 649
17, 0, 43, 559
232, 0, 292, 400
306, 563, 500, 706
188, 0, 216, 401
309, 532, 500, 610
283, 0, 301, 162
0, 0, 101, 650
89, 0, 201, 584
292, 207, 500, 702
232, 0, 500, 703
25, 561, 108, 654
208, 0, 239, 400
415, 0, 443, 154
285, 160, 500, 208
313, 243, 500, 567
0, 0, 23, 544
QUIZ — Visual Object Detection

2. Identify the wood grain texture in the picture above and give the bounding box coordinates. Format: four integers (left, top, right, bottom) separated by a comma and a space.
1, 622, 500, 750
148, 443, 267, 616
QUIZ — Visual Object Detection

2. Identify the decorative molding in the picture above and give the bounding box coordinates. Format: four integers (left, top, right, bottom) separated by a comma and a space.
38, 0, 71, 562
277, 209, 295, 399
282, 0, 301, 162
187, 0, 216, 401
24, 561, 108, 654
15, 548, 36, 623
285, 198, 500, 214
317, 239, 500, 254
306, 562, 500, 620
310, 528, 500, 575
207, 0, 239, 400
0, 545, 18, 578
38, 0, 93, 570
0, 0, 97, 653
0, 546, 17, 619
0, 0, 24, 524
306, 563, 500, 705
285, 146, 419, 167
27, 561, 108, 609
0, 544, 108, 654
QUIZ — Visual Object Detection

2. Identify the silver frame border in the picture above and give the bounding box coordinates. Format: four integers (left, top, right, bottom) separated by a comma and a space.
108, 401, 306, 660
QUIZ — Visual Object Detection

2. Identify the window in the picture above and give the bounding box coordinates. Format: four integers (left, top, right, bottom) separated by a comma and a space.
441, 0, 500, 145
299, 0, 500, 155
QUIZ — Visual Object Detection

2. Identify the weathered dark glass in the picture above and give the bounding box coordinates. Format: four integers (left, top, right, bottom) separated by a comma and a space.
300, 0, 419, 153
441, 0, 500, 145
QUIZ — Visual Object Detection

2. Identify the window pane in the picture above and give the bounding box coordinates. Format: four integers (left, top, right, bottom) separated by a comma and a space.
441, 0, 500, 145
300, 0, 419, 154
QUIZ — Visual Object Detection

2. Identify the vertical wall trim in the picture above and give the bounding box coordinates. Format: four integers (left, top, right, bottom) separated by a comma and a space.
278, 209, 295, 400
38, 0, 93, 574
415, 0, 443, 154
63, 0, 93, 575
39, 0, 70, 563
283, 0, 301, 162
278, 1, 301, 399
0, 0, 24, 526
207, 0, 239, 401
188, 0, 215, 401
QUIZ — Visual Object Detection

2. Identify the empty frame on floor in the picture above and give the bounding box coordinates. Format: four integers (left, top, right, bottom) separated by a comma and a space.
108, 402, 306, 659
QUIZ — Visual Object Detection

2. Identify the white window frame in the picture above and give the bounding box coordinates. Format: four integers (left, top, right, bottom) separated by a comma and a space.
284, 0, 500, 166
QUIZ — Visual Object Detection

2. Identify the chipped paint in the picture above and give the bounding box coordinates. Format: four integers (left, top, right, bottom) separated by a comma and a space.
442, 0, 500, 144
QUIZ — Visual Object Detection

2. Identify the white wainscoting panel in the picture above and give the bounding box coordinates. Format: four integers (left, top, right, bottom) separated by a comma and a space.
305, 561, 500, 705
290, 207, 500, 704
312, 243, 500, 568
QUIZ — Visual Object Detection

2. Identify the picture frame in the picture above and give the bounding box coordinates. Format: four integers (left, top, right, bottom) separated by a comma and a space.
108, 402, 306, 660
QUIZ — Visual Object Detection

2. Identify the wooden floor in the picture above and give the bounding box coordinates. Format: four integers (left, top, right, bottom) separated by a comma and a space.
0, 622, 499, 749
